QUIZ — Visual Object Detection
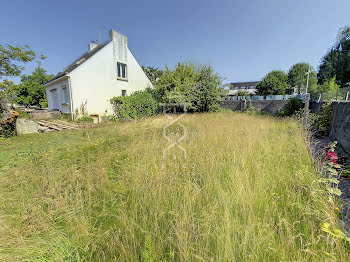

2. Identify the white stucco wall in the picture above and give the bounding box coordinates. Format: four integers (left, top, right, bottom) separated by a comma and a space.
67, 31, 153, 117
45, 30, 153, 118
45, 78, 71, 113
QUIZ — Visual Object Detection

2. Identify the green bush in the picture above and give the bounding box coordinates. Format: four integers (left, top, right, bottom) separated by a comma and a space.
76, 116, 94, 123
111, 89, 159, 119
279, 97, 304, 116
236, 90, 251, 97
310, 102, 333, 137
154, 63, 227, 112
60, 113, 73, 122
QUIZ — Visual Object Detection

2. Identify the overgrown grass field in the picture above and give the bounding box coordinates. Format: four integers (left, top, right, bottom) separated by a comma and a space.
0, 112, 348, 261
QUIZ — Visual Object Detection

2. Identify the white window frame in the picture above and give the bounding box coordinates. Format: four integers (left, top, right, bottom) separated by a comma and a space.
122, 89, 127, 96
117, 62, 128, 80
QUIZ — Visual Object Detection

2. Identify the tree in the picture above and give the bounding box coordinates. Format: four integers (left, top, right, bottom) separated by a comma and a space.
0, 44, 36, 79
318, 26, 350, 87
196, 65, 226, 112
154, 62, 226, 112
155, 63, 198, 111
319, 77, 339, 93
14, 66, 53, 107
256, 70, 288, 95
0, 80, 17, 103
142, 66, 164, 85
288, 63, 318, 94
236, 90, 251, 97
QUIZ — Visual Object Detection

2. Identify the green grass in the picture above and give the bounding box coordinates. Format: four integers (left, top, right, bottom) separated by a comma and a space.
0, 111, 348, 261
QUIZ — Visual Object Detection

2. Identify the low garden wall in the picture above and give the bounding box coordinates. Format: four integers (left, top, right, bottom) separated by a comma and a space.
28, 110, 61, 120
330, 102, 350, 154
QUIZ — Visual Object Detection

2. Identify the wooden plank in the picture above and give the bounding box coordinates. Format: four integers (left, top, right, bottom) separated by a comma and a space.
36, 121, 62, 131
53, 122, 80, 130
37, 121, 63, 131
39, 120, 80, 130
43, 120, 80, 129
56, 120, 80, 129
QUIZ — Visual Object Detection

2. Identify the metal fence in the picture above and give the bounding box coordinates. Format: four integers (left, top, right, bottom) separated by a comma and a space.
311, 87, 350, 102
227, 94, 301, 101
227, 88, 350, 103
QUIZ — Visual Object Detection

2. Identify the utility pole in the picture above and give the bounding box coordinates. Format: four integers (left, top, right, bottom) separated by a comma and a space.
303, 66, 311, 131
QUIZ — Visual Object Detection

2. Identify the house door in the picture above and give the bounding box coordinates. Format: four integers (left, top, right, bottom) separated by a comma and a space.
50, 89, 59, 110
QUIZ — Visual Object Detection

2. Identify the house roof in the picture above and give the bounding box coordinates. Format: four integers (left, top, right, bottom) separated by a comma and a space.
45, 40, 111, 85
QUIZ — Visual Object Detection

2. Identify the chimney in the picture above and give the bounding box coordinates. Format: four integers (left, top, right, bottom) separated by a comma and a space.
88, 41, 99, 52
109, 29, 118, 40
109, 29, 128, 45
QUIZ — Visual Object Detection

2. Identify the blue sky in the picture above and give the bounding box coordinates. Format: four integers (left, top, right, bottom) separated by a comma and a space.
1, 0, 349, 84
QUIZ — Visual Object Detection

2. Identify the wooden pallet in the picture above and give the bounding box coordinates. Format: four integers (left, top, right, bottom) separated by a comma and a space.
36, 120, 80, 131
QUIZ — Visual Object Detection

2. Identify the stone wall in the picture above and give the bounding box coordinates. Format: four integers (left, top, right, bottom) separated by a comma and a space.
222, 101, 242, 111
222, 100, 289, 114
28, 111, 61, 120
330, 102, 350, 154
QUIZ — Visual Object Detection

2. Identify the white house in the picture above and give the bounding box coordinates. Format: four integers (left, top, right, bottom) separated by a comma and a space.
44, 29, 153, 121
228, 81, 260, 96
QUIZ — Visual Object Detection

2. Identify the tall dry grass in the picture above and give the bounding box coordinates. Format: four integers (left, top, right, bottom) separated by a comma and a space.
0, 111, 348, 261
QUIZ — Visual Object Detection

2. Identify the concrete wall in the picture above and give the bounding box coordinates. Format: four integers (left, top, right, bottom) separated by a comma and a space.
330, 102, 350, 153
222, 100, 289, 114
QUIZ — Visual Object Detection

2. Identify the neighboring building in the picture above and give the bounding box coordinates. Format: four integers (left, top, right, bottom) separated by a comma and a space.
44, 29, 153, 121
228, 81, 260, 97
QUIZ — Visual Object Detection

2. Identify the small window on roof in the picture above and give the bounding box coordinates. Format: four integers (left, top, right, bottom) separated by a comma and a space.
117, 62, 127, 79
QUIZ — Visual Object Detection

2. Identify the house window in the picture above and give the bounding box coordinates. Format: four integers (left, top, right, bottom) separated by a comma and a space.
61, 86, 69, 104
122, 90, 127, 96
117, 62, 127, 79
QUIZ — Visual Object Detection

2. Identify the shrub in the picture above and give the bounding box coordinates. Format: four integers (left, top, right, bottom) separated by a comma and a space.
310, 102, 333, 137
279, 97, 304, 116
76, 116, 94, 123
154, 63, 226, 112
236, 90, 251, 97
60, 113, 73, 122
111, 89, 159, 119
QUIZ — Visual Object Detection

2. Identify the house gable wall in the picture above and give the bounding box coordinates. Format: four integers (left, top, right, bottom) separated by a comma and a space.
67, 33, 153, 117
